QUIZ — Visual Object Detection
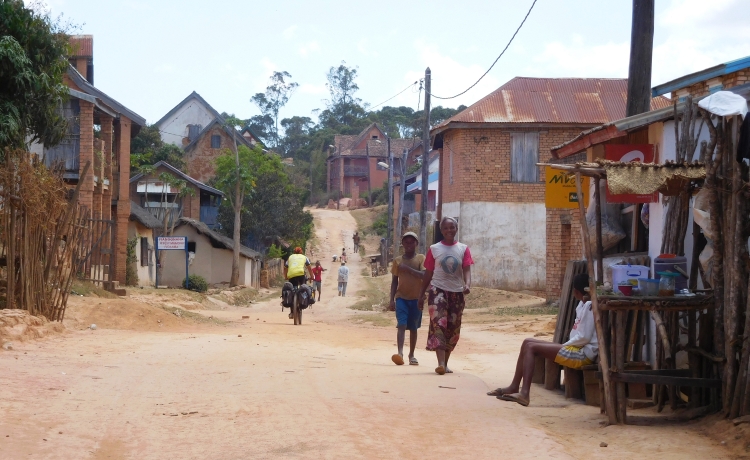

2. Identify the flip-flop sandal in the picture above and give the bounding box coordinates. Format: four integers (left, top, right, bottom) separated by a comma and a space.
487, 388, 510, 397
435, 365, 446, 375
499, 393, 530, 407
445, 368, 453, 373
392, 354, 404, 365
409, 357, 419, 365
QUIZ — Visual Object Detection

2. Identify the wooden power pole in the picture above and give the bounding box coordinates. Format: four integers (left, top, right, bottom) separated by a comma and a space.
626, 0, 654, 117
419, 67, 431, 253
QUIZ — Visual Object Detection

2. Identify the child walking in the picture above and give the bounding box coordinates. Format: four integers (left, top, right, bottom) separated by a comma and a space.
389, 232, 426, 366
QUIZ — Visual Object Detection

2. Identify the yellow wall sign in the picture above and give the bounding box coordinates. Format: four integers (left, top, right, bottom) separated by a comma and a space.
545, 166, 590, 209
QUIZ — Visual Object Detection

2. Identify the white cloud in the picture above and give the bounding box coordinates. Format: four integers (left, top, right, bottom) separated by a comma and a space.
299, 41, 320, 58
524, 0, 750, 88
397, 40, 501, 108
357, 39, 379, 58
282, 25, 298, 41
298, 83, 327, 95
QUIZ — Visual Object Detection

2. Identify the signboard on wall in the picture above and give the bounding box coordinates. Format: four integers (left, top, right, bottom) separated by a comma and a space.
604, 144, 657, 203
545, 166, 590, 209
156, 236, 187, 251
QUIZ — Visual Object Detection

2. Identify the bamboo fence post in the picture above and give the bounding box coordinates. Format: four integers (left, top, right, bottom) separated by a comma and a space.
575, 171, 618, 424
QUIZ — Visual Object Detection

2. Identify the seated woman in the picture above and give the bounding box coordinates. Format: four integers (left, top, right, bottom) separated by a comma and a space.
489, 273, 598, 406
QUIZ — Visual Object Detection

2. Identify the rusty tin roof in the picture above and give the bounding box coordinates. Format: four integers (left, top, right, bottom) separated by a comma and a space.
69, 35, 93, 57
433, 77, 671, 132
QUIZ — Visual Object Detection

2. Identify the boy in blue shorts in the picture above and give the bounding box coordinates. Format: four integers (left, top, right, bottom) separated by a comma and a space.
389, 232, 426, 365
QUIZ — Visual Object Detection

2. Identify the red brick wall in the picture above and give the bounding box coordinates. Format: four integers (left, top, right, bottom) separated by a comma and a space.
113, 117, 132, 284
440, 127, 585, 205
673, 69, 750, 99
185, 127, 234, 183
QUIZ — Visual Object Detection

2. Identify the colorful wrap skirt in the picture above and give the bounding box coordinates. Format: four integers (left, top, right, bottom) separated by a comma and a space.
554, 345, 594, 369
425, 286, 465, 352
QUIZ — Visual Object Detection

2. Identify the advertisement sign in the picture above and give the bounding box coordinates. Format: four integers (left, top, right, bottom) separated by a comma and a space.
604, 144, 657, 203
156, 236, 187, 251
545, 166, 590, 209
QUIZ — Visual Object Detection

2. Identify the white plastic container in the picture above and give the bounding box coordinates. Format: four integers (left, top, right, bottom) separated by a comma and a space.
611, 264, 650, 288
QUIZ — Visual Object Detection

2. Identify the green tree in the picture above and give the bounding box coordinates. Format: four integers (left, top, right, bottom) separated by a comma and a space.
0, 0, 72, 150
215, 144, 265, 286
319, 61, 367, 130
279, 116, 313, 159
216, 153, 313, 253
130, 124, 186, 173
251, 71, 298, 148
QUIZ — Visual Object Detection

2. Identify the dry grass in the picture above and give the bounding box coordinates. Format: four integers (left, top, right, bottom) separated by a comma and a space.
349, 312, 395, 327
213, 287, 260, 306
70, 280, 118, 299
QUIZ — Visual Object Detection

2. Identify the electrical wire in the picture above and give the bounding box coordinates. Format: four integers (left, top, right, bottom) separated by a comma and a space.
368, 81, 419, 111
426, 0, 537, 100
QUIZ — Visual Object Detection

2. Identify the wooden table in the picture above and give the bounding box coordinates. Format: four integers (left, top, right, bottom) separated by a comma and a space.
596, 293, 719, 423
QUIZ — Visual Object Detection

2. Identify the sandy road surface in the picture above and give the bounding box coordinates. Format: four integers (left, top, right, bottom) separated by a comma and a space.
0, 208, 732, 459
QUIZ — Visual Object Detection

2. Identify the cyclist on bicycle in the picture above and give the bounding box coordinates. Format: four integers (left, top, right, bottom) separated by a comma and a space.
284, 246, 313, 311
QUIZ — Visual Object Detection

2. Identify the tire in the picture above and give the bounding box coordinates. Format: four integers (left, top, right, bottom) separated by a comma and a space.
297, 305, 302, 325
293, 296, 299, 325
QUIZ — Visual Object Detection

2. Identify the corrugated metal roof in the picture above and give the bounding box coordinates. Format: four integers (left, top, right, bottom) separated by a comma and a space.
434, 77, 672, 129
69, 35, 93, 57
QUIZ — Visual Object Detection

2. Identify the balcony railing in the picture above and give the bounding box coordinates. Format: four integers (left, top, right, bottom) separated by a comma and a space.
344, 165, 368, 176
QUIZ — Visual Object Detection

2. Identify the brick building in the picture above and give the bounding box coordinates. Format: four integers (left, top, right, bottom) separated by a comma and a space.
327, 123, 418, 200
154, 92, 263, 183
431, 77, 671, 296
129, 161, 224, 230
36, 35, 146, 287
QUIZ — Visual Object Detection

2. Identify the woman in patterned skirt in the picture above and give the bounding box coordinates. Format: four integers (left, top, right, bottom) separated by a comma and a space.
418, 217, 474, 375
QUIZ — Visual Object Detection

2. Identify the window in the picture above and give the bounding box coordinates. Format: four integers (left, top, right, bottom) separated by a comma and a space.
187, 242, 197, 253
211, 135, 221, 148
187, 124, 201, 141
140, 237, 149, 266
510, 132, 540, 182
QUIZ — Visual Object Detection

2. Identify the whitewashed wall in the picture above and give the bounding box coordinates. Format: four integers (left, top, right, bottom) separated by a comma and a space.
156, 99, 216, 147
441, 201, 547, 292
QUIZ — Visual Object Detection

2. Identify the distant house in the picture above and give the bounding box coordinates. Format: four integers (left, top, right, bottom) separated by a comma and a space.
129, 161, 224, 230
160, 218, 262, 288
128, 202, 162, 287
154, 92, 264, 183
327, 123, 419, 199
431, 77, 671, 296
31, 34, 146, 287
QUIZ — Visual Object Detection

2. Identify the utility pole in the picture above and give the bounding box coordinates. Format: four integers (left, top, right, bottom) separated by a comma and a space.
394, 147, 407, 260
419, 67, 431, 253
626, 0, 654, 117
386, 136, 393, 266
366, 142, 372, 207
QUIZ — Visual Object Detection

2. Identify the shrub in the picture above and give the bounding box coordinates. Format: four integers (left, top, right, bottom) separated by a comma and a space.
125, 237, 139, 287
372, 210, 388, 236
183, 274, 208, 293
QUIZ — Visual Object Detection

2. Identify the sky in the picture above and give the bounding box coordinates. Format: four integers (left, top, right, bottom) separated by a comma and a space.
39, 0, 750, 126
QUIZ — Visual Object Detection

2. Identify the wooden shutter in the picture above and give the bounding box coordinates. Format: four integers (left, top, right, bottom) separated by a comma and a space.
140, 237, 149, 266
511, 132, 539, 182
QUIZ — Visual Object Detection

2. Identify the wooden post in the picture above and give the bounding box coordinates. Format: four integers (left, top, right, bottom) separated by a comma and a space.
575, 172, 618, 424
616, 311, 627, 423
594, 176, 604, 283
419, 67, 431, 253
625, 0, 654, 117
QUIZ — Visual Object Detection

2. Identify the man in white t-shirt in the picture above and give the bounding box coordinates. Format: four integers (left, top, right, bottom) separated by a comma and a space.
337, 261, 349, 297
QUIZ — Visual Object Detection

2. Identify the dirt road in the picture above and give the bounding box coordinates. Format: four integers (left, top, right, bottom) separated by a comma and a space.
0, 208, 732, 459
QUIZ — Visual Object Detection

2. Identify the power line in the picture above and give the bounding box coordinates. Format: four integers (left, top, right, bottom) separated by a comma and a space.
369, 81, 419, 111
427, 0, 537, 100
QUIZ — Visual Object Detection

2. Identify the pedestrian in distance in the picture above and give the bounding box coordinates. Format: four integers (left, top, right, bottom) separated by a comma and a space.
418, 217, 474, 375
389, 232, 425, 366
353, 232, 360, 253
490, 273, 597, 406
311, 261, 326, 301
340, 247, 347, 264
337, 261, 349, 297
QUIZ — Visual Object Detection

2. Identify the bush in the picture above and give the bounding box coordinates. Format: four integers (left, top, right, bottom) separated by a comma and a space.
372, 210, 388, 236
183, 274, 208, 292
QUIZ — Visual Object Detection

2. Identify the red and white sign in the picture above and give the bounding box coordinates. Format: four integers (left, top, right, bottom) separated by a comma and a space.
605, 144, 657, 203
156, 236, 187, 250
